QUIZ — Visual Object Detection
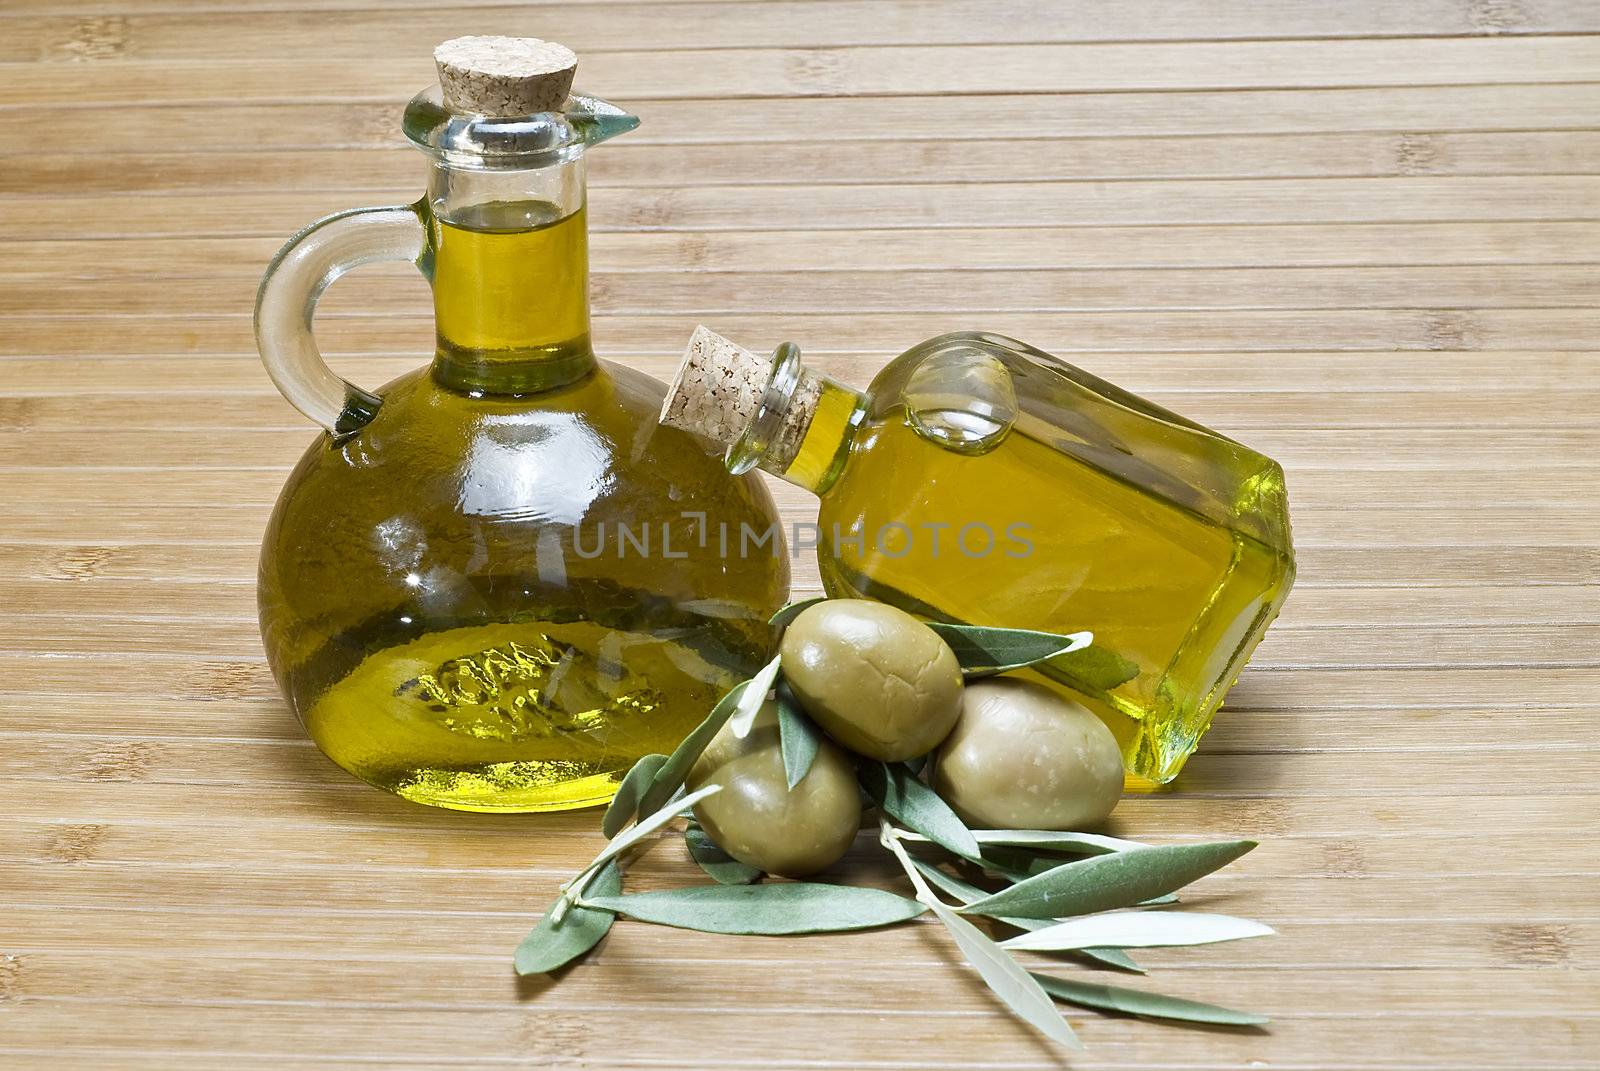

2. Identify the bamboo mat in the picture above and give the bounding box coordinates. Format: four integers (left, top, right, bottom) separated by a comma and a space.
2, 2, 1598, 1067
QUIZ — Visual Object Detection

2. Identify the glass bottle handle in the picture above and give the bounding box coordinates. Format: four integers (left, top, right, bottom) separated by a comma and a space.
254, 204, 427, 434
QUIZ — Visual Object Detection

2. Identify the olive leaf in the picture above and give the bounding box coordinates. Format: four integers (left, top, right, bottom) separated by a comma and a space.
899, 826, 1156, 884
924, 622, 1092, 677
910, 858, 1144, 974
960, 841, 1257, 921
980, 852, 1182, 905
685, 823, 762, 885
637, 681, 752, 816
1075, 946, 1144, 973
601, 753, 669, 838
728, 654, 782, 739
964, 828, 1149, 854
776, 683, 822, 789
770, 596, 827, 630
859, 761, 980, 861
980, 848, 1181, 902
1031, 972, 1269, 1026
923, 892, 1085, 1049
514, 860, 623, 976
1035, 644, 1142, 702
973, 844, 1179, 906
882, 824, 1081, 1050
580, 882, 926, 935
1001, 911, 1274, 952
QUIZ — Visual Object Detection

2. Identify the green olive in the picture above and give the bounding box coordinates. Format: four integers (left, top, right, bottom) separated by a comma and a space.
931, 677, 1123, 830
685, 698, 861, 877
778, 599, 963, 762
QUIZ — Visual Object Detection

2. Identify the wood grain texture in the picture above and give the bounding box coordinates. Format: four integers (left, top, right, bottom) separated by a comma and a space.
1, 2, 1596, 1068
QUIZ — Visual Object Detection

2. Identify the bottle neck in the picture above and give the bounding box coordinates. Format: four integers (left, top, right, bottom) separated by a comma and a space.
424, 157, 597, 394
730, 344, 868, 496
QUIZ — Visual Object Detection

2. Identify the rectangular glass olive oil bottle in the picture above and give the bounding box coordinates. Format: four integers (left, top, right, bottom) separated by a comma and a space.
662, 328, 1295, 787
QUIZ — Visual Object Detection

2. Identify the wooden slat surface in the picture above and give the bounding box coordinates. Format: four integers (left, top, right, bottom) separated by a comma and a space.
1, 3, 1596, 1068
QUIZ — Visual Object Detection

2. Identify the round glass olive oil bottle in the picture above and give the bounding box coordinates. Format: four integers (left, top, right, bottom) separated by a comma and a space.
255, 39, 788, 811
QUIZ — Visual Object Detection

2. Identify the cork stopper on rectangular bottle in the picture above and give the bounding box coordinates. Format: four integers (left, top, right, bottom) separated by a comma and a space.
434, 36, 578, 116
659, 326, 820, 474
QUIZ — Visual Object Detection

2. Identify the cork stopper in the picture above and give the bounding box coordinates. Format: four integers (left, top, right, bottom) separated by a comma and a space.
660, 326, 820, 474
434, 36, 578, 116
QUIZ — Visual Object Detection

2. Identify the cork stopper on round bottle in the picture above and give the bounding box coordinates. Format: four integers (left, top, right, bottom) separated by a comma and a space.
434, 36, 578, 116
660, 326, 821, 474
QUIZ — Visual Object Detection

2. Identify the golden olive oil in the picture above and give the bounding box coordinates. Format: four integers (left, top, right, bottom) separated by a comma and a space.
301, 620, 739, 811
429, 200, 593, 393
816, 407, 1292, 787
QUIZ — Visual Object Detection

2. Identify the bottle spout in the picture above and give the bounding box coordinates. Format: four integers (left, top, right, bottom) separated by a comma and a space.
568, 94, 640, 148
